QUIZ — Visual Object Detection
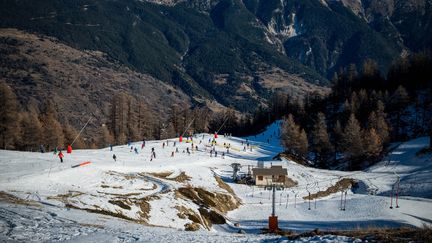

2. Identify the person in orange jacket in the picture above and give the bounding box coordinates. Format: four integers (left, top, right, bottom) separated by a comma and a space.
58, 150, 64, 163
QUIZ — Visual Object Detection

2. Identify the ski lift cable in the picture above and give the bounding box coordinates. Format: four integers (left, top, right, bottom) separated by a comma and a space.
216, 116, 230, 135
180, 117, 196, 138
71, 116, 93, 146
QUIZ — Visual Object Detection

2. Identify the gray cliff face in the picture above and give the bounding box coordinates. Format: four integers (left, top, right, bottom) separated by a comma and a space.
163, 0, 431, 76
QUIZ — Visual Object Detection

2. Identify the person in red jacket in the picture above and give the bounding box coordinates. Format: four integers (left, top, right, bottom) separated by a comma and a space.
58, 150, 64, 163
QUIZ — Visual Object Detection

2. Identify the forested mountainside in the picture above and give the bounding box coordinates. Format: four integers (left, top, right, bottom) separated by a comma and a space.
0, 0, 430, 151
3, 0, 429, 112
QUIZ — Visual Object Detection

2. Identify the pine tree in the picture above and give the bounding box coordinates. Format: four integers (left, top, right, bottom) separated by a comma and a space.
192, 107, 210, 133
349, 92, 360, 114
333, 120, 343, 160
40, 101, 64, 151
347, 63, 358, 82
311, 113, 333, 167
341, 114, 364, 160
368, 101, 390, 144
342, 99, 352, 121
363, 128, 383, 159
0, 82, 19, 149
169, 104, 181, 136
137, 101, 151, 139
389, 85, 409, 139
18, 112, 41, 151
298, 128, 309, 157
281, 114, 297, 151
281, 114, 308, 157
368, 111, 378, 129
63, 122, 85, 149
99, 124, 114, 148
109, 93, 128, 144
362, 59, 379, 78
224, 108, 237, 134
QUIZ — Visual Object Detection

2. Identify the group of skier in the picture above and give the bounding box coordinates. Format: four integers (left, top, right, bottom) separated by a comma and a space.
49, 145, 73, 163
51, 132, 256, 164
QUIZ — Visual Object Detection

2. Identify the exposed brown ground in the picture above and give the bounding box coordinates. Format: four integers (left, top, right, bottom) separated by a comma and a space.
303, 178, 356, 200
148, 171, 191, 183
0, 191, 41, 207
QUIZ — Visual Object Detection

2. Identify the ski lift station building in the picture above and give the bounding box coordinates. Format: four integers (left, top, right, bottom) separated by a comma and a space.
252, 165, 287, 186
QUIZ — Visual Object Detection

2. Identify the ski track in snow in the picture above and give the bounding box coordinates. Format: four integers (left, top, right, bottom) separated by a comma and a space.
0, 121, 431, 242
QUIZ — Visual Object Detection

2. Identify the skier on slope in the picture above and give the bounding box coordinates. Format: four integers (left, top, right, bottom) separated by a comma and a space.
113, 154, 117, 162
58, 150, 64, 163
151, 148, 156, 159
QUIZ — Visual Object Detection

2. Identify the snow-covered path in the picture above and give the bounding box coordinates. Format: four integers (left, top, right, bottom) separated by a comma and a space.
0, 121, 431, 241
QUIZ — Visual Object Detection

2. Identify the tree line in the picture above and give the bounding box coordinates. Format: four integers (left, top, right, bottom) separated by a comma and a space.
283, 54, 431, 169
214, 53, 432, 169
0, 82, 86, 151
1, 53, 430, 160
102, 92, 212, 147
0, 83, 215, 152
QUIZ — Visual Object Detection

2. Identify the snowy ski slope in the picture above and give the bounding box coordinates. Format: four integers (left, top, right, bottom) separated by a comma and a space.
0, 121, 431, 242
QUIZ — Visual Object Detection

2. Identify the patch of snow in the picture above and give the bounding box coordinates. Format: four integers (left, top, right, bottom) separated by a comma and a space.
306, 46, 312, 56
267, 13, 298, 39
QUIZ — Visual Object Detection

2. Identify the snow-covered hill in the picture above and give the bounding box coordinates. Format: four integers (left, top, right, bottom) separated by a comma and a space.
0, 121, 431, 242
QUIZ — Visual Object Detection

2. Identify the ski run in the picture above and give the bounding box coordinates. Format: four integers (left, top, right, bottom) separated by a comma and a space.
1, 121, 431, 242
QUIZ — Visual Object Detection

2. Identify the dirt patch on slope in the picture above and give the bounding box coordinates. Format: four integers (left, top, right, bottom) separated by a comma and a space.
176, 205, 202, 224
0, 191, 40, 207
47, 191, 84, 204
49, 190, 156, 223
136, 198, 151, 220
198, 207, 226, 228
303, 178, 356, 200
172, 172, 192, 183
97, 191, 142, 197
175, 186, 240, 214
185, 222, 201, 231
100, 184, 123, 189
175, 204, 226, 230
108, 199, 132, 210
66, 203, 139, 222
176, 205, 204, 230
149, 171, 191, 183
214, 176, 235, 195
149, 171, 173, 178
